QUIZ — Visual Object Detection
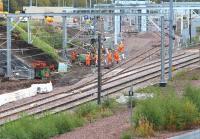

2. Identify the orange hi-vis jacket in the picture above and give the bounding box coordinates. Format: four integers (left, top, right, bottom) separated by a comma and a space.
107, 52, 112, 64
86, 54, 91, 66
118, 43, 125, 53
114, 51, 120, 62
71, 51, 77, 61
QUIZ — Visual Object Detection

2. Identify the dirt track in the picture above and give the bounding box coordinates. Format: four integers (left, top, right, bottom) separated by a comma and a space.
52, 110, 130, 139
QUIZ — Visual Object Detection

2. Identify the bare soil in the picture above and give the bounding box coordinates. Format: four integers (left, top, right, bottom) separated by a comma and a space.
52, 109, 130, 139
0, 31, 161, 94
171, 67, 200, 95
0, 65, 92, 94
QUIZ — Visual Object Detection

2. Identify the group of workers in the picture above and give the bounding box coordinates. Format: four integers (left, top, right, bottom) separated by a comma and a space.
103, 41, 125, 66
70, 41, 126, 67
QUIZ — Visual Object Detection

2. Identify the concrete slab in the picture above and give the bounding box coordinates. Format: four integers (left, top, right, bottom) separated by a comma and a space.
168, 129, 200, 139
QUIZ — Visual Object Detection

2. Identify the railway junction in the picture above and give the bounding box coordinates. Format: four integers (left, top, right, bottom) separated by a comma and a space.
1, 0, 200, 138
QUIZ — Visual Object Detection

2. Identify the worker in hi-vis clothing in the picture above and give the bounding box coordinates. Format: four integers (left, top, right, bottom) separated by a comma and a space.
114, 50, 120, 64
118, 41, 125, 60
71, 51, 77, 63
86, 53, 91, 66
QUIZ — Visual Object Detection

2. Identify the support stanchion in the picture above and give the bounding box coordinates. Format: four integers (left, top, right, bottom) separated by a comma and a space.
168, 0, 174, 80
62, 14, 67, 59
160, 16, 167, 87
97, 33, 102, 105
129, 85, 134, 127
6, 17, 12, 78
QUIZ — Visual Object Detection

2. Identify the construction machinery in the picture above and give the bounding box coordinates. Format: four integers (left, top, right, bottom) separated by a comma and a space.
31, 60, 55, 79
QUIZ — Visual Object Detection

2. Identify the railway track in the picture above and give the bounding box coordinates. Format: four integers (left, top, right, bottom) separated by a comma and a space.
0, 47, 159, 111
0, 50, 199, 125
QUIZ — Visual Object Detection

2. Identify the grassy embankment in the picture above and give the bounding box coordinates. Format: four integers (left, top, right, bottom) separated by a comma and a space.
121, 69, 200, 139
15, 24, 60, 61
0, 99, 119, 139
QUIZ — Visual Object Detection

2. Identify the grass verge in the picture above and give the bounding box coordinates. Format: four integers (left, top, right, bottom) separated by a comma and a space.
121, 85, 200, 138
0, 98, 119, 139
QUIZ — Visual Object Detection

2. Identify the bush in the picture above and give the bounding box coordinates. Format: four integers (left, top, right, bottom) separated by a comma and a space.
29, 121, 54, 139
76, 102, 99, 118
53, 113, 84, 134
0, 99, 118, 139
161, 95, 197, 130
101, 98, 118, 110
133, 96, 165, 130
135, 117, 155, 137
133, 92, 200, 132
172, 70, 187, 80
137, 85, 175, 95
75, 100, 120, 121
0, 112, 84, 139
184, 85, 200, 111
180, 99, 199, 129
137, 85, 162, 94
99, 108, 113, 118
0, 123, 29, 139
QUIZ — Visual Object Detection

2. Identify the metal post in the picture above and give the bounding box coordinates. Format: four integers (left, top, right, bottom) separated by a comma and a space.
30, 0, 32, 7
7, 0, 9, 13
168, 0, 174, 80
58, 0, 60, 7
138, 10, 142, 32
199, 47, 200, 66
114, 0, 120, 45
7, 17, 12, 77
27, 17, 32, 44
129, 85, 134, 127
114, 10, 120, 45
160, 16, 166, 87
189, 9, 192, 44
180, 15, 183, 35
86, 0, 88, 8
62, 15, 67, 59
93, 16, 96, 34
97, 33, 102, 105
72, 0, 74, 7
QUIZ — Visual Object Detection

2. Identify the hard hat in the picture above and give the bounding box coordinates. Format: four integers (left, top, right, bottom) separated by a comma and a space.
46, 17, 54, 23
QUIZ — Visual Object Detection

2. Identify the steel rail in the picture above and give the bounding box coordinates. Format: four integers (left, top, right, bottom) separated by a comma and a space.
0, 52, 198, 125
0, 47, 158, 113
